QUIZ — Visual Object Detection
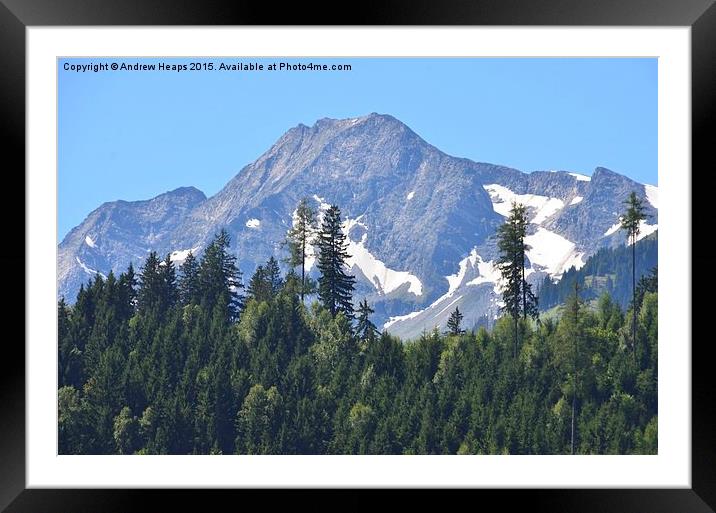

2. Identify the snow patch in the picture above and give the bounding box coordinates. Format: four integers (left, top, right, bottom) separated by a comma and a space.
246, 218, 261, 229
446, 248, 479, 296
406, 191, 415, 201
524, 227, 585, 277
343, 217, 423, 296
604, 222, 622, 236
466, 258, 504, 294
438, 249, 501, 303
645, 184, 658, 209
170, 246, 200, 264
604, 219, 658, 243
569, 172, 591, 182
383, 248, 503, 331
75, 256, 106, 279
631, 221, 659, 245
84, 235, 96, 248
483, 184, 565, 224
313, 195, 331, 212
384, 310, 423, 329
569, 196, 583, 205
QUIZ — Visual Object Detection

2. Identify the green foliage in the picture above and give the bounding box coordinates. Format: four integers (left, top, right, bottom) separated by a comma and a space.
496, 202, 538, 322
58, 205, 657, 456
446, 307, 464, 336
247, 256, 284, 304
316, 205, 356, 319
620, 192, 648, 244
285, 197, 318, 300
356, 298, 379, 342
538, 235, 657, 311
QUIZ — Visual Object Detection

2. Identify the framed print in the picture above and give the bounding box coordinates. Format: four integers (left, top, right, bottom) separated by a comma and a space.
3, 0, 715, 511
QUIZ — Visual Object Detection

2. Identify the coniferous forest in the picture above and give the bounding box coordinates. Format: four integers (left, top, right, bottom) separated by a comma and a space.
58, 201, 657, 455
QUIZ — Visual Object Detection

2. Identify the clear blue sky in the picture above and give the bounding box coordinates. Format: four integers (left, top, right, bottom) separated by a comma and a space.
58, 57, 657, 240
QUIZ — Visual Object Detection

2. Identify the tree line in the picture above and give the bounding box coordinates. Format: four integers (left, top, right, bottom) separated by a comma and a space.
58, 194, 656, 454
538, 236, 657, 312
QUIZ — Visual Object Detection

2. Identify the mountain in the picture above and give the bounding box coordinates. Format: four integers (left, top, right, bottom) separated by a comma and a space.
58, 187, 207, 300
58, 113, 658, 339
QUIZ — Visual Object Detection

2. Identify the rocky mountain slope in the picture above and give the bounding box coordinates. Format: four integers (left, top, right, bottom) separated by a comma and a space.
58, 113, 658, 339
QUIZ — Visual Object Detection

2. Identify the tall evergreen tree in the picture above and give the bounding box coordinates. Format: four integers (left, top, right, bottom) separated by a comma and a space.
496, 202, 538, 356
246, 257, 284, 304
137, 251, 165, 315
264, 256, 283, 296
198, 229, 243, 321
620, 191, 647, 350
356, 298, 379, 341
159, 254, 178, 310
178, 251, 200, 305
117, 263, 137, 319
286, 198, 317, 301
246, 265, 269, 303
316, 205, 355, 319
446, 306, 465, 336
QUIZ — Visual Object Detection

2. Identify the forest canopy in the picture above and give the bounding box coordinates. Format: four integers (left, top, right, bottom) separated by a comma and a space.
58, 206, 658, 455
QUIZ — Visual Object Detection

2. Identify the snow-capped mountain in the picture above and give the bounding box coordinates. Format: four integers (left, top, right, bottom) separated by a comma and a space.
58, 113, 658, 339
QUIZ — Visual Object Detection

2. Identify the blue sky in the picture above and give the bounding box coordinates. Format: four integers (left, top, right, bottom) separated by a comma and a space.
58, 57, 657, 240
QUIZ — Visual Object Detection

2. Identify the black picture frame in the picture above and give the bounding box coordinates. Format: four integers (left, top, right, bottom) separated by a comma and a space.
2, 0, 713, 511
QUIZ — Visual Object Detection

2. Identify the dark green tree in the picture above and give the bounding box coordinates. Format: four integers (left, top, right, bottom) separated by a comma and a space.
117, 263, 137, 318
286, 198, 317, 301
446, 306, 465, 336
558, 282, 585, 454
316, 205, 355, 319
178, 251, 200, 305
159, 254, 178, 310
264, 256, 283, 296
496, 202, 538, 356
137, 251, 164, 315
356, 298, 379, 341
246, 265, 269, 303
246, 256, 284, 304
197, 229, 243, 321
620, 191, 647, 350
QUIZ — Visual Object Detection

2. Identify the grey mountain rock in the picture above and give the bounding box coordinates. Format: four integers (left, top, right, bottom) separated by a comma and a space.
58, 186, 206, 301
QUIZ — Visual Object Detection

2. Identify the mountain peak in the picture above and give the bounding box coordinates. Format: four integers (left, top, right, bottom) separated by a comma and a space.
305, 112, 405, 131
593, 166, 617, 176
161, 186, 207, 201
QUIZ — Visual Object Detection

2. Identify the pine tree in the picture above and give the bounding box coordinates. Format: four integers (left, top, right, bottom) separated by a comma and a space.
446, 306, 464, 336
159, 254, 178, 310
137, 251, 164, 315
246, 257, 283, 304
264, 256, 283, 296
178, 251, 200, 305
496, 202, 538, 356
620, 191, 647, 350
198, 230, 243, 321
286, 198, 317, 301
117, 263, 137, 318
247, 265, 266, 301
356, 298, 379, 341
316, 205, 356, 319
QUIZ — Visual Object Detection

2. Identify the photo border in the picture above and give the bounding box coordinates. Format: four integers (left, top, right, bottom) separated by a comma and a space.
3, 0, 714, 510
